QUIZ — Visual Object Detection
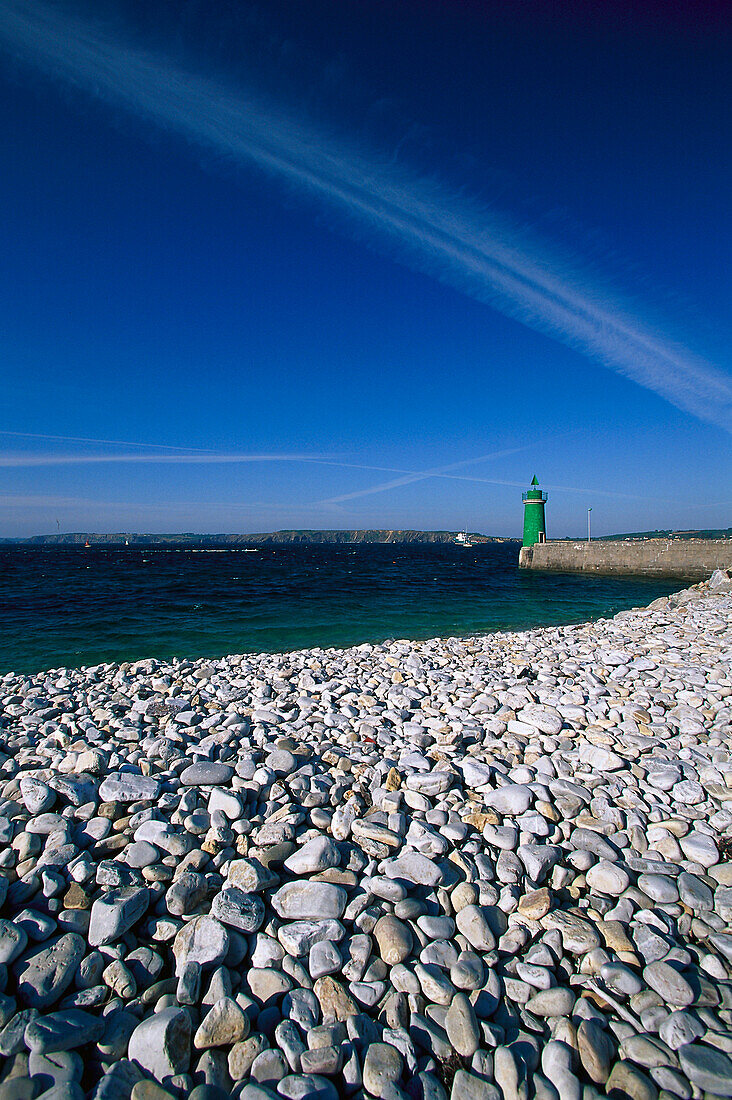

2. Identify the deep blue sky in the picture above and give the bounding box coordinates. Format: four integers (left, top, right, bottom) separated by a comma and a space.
1, 0, 730, 537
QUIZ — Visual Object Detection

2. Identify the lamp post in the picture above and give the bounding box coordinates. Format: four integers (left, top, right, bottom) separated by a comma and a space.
587, 507, 592, 542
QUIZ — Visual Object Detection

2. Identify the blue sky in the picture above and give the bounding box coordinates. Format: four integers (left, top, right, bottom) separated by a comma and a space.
1, 0, 730, 537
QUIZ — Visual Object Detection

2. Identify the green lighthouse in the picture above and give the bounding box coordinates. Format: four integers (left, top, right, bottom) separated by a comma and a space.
522, 475, 547, 547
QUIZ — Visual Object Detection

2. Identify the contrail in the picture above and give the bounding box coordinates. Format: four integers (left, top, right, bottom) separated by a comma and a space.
0, 428, 217, 452
0, 452, 324, 468
1, 3, 730, 432
314, 443, 537, 505
0, 449, 670, 500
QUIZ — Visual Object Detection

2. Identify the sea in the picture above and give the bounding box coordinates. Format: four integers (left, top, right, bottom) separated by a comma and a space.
0, 543, 681, 675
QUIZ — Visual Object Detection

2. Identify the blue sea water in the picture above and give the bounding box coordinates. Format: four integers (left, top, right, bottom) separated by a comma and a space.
0, 543, 681, 674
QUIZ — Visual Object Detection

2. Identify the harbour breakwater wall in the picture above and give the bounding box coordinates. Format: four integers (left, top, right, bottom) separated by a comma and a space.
519, 538, 732, 579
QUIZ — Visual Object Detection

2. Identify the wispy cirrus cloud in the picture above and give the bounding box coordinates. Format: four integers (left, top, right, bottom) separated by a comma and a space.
1, 3, 730, 432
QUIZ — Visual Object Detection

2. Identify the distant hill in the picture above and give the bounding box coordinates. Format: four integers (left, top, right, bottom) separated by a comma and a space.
1, 529, 520, 547
596, 528, 732, 541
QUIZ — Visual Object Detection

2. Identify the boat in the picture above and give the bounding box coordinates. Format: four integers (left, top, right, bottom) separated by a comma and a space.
454, 530, 473, 547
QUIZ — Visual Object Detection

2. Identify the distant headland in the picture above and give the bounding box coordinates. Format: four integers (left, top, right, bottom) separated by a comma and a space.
0, 529, 518, 547
1, 527, 730, 547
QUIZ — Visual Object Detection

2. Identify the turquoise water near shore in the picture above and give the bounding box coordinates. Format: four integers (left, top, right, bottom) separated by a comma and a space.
0, 544, 681, 674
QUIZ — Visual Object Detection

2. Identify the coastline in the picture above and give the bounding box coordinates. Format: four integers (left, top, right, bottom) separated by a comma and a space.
0, 572, 730, 1098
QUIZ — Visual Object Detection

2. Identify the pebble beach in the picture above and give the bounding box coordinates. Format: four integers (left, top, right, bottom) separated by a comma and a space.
0, 571, 731, 1100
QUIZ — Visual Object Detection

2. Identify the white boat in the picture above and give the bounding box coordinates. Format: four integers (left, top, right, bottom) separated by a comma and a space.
455, 530, 473, 547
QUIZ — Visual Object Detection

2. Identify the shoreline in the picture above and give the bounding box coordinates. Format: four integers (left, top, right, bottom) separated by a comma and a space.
0, 572, 730, 1098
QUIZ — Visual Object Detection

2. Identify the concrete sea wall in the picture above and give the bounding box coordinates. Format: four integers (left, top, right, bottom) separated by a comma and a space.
519, 538, 732, 579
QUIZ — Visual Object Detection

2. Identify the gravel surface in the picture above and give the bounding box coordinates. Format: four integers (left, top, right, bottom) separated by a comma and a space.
0, 570, 731, 1100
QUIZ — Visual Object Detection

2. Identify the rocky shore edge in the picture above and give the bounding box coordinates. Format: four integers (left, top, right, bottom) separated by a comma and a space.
0, 570, 730, 1100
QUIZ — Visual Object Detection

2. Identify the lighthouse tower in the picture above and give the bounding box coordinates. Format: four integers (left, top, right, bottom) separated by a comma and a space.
522, 475, 547, 547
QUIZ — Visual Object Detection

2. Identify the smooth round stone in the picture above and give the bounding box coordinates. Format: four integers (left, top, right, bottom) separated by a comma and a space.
166, 873, 208, 917
462, 760, 494, 788
649, 1065, 693, 1098
172, 916, 230, 976
620, 1034, 675, 1069
283, 836, 340, 875
515, 961, 551, 990
283, 988, 319, 1030
638, 873, 679, 904
483, 784, 533, 815
229, 1035, 269, 1081
482, 825, 519, 851
679, 832, 719, 868
15, 933, 86, 1009
600, 962, 643, 997
277, 1075, 338, 1100
677, 872, 714, 911
362, 1042, 404, 1098
417, 915, 455, 940
194, 997, 249, 1049
516, 704, 563, 736
374, 916, 413, 965
585, 861, 630, 896
208, 788, 243, 821
308, 940, 342, 979
88, 887, 150, 947
451, 1068, 498, 1100
445, 993, 480, 1057
517, 888, 552, 920
180, 762, 234, 786
577, 1019, 615, 1085
247, 968, 293, 1002
404, 771, 452, 796
647, 767, 681, 791
24, 813, 64, 837
382, 851, 443, 887
250, 1048, 288, 1085
124, 841, 159, 869
128, 1007, 191, 1082
227, 859, 278, 894
98, 773, 160, 802
277, 920, 345, 958
25, 1008, 104, 1053
679, 1042, 732, 1094
271, 883, 347, 921
516, 811, 551, 837
420, 940, 458, 969
233, 1086, 278, 1100
605, 1061, 657, 1100
643, 961, 695, 1007
659, 1010, 705, 1050
525, 987, 576, 1017
312, 976, 359, 1022
210, 888, 265, 933
20, 776, 56, 814
455, 906, 495, 952
103, 959, 136, 999
265, 750, 297, 775
365, 877, 407, 904
450, 952, 485, 991
672, 780, 705, 804
0, 920, 28, 965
